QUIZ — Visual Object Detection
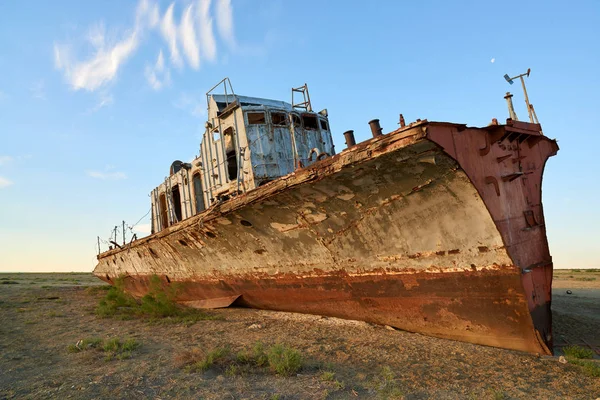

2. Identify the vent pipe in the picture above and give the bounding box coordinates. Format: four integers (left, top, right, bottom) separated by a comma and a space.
343, 130, 356, 148
368, 119, 383, 137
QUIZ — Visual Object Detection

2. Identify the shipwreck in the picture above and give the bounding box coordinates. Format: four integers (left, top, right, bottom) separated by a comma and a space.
94, 74, 558, 355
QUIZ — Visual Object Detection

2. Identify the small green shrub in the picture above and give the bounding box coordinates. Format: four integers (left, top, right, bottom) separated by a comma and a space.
95, 277, 138, 317
103, 338, 121, 352
491, 389, 508, 400
253, 341, 269, 367
139, 275, 179, 317
67, 337, 140, 360
225, 364, 239, 377
369, 366, 403, 399
189, 347, 230, 372
267, 344, 303, 376
568, 359, 600, 377
321, 371, 335, 382
563, 345, 594, 359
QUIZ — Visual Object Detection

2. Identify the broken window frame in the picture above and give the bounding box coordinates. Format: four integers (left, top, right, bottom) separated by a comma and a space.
271, 112, 288, 127
319, 119, 329, 131
247, 111, 266, 125
302, 114, 319, 130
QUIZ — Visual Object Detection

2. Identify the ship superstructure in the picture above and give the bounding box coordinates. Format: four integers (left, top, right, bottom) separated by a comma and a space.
150, 79, 334, 233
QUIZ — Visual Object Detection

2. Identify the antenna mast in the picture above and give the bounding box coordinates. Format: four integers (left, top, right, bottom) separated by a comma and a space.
503, 68, 540, 125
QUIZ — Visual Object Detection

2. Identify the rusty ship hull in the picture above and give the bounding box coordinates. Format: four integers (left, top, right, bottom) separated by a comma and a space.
94, 119, 558, 354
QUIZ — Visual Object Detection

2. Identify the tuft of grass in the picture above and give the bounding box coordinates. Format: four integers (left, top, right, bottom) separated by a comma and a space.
321, 371, 335, 382
2, 280, 19, 284
267, 344, 303, 376
252, 341, 269, 367
569, 359, 600, 377
491, 389, 508, 400
225, 364, 239, 377
572, 269, 581, 272
177, 342, 304, 377
563, 345, 594, 359
369, 366, 403, 399
188, 347, 230, 373
67, 337, 140, 360
103, 338, 121, 353
575, 277, 596, 281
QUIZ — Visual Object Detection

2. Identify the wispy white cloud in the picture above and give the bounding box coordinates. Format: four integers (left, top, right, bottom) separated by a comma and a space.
87, 165, 127, 180
216, 0, 235, 49
54, 0, 236, 92
197, 0, 217, 62
0, 156, 13, 166
30, 80, 46, 100
0, 176, 13, 189
160, 3, 183, 68
145, 50, 171, 90
180, 4, 201, 69
54, 25, 140, 91
491, 57, 496, 63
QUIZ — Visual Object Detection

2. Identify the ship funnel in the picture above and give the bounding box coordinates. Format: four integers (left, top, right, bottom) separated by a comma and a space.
368, 119, 382, 138
343, 130, 356, 148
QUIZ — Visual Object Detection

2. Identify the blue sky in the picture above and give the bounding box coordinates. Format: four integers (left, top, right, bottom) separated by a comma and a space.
0, 0, 599, 272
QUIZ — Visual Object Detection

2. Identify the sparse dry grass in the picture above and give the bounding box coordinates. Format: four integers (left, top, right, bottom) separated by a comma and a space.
175, 341, 304, 377
67, 337, 140, 361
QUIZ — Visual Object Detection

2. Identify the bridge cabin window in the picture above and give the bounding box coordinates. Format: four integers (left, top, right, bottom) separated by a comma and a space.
271, 112, 287, 126
247, 112, 266, 125
320, 119, 329, 131
302, 114, 318, 130
192, 173, 205, 213
159, 193, 169, 228
172, 185, 182, 222
224, 127, 238, 181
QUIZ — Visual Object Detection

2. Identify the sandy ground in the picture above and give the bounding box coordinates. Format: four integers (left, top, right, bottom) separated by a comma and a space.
0, 270, 599, 399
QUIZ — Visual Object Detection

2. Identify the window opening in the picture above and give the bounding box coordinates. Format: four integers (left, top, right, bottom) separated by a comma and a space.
159, 193, 169, 229
271, 112, 287, 126
224, 127, 238, 181
302, 114, 318, 130
320, 119, 329, 131
192, 173, 205, 213
172, 185, 182, 222
247, 112, 266, 125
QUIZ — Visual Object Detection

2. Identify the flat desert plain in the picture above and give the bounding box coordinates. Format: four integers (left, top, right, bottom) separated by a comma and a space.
1, 269, 599, 399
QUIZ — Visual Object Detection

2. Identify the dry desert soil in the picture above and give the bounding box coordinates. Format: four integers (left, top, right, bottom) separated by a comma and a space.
1, 269, 599, 399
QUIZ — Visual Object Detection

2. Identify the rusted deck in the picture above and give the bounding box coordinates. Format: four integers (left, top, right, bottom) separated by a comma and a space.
94, 120, 558, 355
